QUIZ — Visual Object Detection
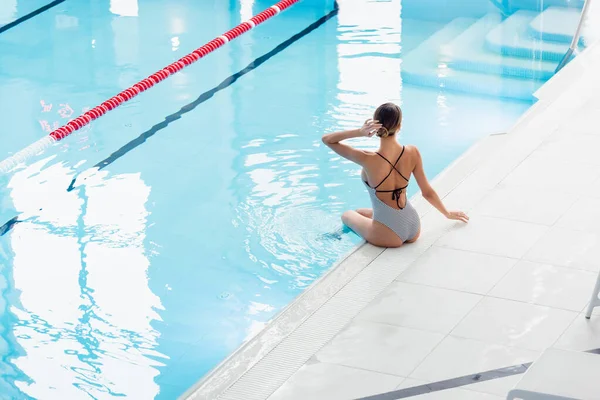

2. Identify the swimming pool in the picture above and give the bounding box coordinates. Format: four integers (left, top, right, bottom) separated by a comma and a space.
0, 0, 582, 398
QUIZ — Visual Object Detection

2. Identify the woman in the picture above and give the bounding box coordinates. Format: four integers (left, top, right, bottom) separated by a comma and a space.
322, 102, 468, 248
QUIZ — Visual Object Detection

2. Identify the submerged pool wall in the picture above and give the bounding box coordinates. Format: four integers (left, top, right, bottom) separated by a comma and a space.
401, 0, 584, 22
401, 0, 497, 21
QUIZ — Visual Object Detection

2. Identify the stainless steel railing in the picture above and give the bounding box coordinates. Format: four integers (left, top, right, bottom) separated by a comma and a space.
555, 0, 592, 72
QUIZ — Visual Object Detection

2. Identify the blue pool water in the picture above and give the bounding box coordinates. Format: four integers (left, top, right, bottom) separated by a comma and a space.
0, 0, 582, 398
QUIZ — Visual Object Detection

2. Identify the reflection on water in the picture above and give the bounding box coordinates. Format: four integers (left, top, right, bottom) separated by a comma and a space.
0, 0, 16, 25
4, 164, 161, 399
110, 0, 139, 17
240, 0, 255, 22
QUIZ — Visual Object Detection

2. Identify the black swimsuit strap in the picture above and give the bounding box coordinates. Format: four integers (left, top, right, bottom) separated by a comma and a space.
377, 184, 409, 209
373, 146, 410, 188
376, 184, 409, 192
372, 146, 410, 209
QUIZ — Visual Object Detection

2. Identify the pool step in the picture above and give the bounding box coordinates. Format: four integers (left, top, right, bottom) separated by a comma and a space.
441, 13, 556, 81
528, 7, 583, 44
402, 17, 541, 102
485, 10, 571, 62
528, 7, 589, 45
496, 0, 584, 13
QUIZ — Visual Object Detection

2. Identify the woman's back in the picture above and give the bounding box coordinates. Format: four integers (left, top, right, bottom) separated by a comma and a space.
362, 143, 416, 210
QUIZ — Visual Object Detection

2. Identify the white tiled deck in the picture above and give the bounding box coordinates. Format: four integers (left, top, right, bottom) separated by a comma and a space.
188, 28, 600, 400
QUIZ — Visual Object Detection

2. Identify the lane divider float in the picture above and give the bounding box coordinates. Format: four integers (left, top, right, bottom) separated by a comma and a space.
0, 0, 300, 174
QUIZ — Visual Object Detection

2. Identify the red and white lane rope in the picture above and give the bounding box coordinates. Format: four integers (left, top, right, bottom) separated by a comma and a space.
0, 0, 300, 174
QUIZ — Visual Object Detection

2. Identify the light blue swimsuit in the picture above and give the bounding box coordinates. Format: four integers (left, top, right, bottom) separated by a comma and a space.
363, 146, 420, 242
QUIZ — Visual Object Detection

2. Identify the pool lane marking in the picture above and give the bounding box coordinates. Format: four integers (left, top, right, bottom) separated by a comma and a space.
0, 0, 301, 175
0, 217, 19, 236
355, 346, 600, 400
0, 0, 66, 34
0, 2, 340, 234
70, 2, 340, 180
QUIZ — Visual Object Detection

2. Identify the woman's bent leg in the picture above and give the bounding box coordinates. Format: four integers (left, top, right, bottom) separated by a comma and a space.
341, 210, 403, 248
356, 208, 373, 218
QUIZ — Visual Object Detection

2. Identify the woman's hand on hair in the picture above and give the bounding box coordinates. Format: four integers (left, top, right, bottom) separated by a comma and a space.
360, 119, 382, 137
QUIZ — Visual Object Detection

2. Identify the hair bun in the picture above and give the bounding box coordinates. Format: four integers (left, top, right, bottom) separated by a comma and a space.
376, 126, 390, 138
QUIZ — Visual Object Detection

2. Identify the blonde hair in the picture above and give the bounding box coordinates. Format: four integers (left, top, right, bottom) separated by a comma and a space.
374, 103, 402, 138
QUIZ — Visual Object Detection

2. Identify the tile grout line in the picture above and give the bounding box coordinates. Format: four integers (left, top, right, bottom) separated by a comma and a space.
315, 360, 409, 379
426, 242, 523, 261
393, 246, 520, 293
350, 319, 449, 338
447, 329, 573, 354
548, 311, 583, 351
385, 277, 588, 316
399, 291, 488, 384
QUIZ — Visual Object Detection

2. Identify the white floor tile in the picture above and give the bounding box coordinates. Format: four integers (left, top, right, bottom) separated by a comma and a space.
410, 336, 539, 396
537, 134, 600, 166
399, 247, 516, 295
395, 378, 503, 399
472, 184, 577, 226
315, 321, 444, 377
356, 281, 482, 334
441, 184, 491, 213
267, 361, 403, 400
586, 175, 600, 199
556, 197, 600, 234
561, 107, 600, 136
457, 161, 510, 192
435, 216, 548, 259
489, 261, 597, 311
524, 226, 600, 272
451, 297, 577, 351
368, 246, 426, 277
501, 153, 600, 195
554, 314, 600, 352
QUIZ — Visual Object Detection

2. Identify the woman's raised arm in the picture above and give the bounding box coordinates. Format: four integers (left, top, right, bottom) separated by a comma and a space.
321, 119, 382, 165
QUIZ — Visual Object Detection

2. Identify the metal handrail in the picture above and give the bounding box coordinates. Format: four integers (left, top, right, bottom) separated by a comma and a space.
555, 0, 592, 72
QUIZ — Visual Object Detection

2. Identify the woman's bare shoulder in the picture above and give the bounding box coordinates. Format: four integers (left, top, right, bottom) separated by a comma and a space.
402, 145, 421, 172
361, 150, 379, 160
403, 144, 420, 157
